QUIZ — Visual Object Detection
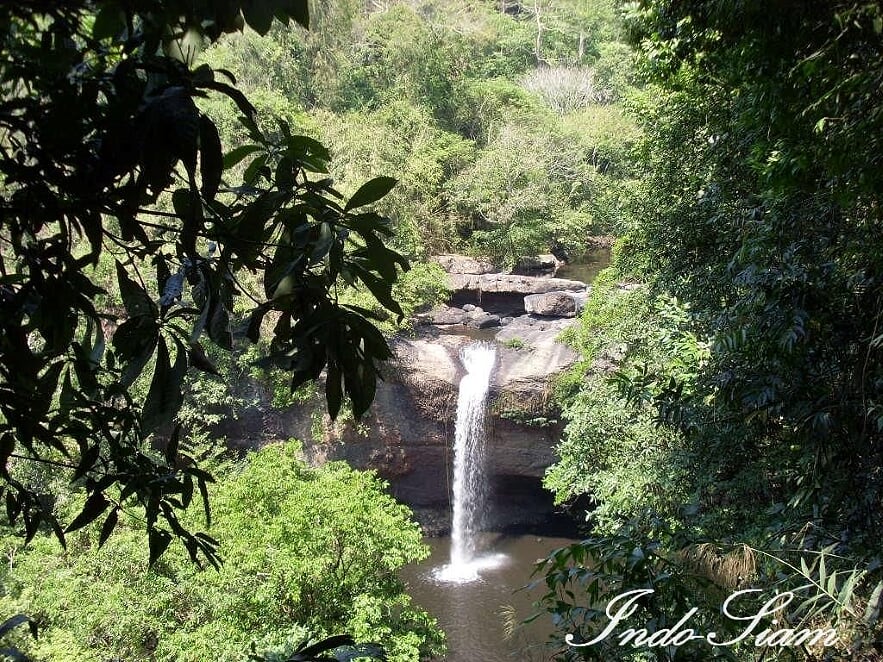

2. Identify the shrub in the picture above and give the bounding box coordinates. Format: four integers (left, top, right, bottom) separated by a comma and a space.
521, 66, 614, 113
0, 444, 444, 662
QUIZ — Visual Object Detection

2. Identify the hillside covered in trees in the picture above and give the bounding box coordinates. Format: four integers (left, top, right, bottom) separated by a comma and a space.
198, 0, 639, 267
0, 1, 637, 659
537, 2, 883, 660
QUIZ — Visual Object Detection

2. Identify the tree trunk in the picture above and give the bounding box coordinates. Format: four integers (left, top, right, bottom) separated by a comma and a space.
534, 0, 543, 64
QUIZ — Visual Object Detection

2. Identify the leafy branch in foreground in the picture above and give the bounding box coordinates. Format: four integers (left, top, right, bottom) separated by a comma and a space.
248, 634, 387, 662
0, 1, 407, 567
0, 444, 442, 661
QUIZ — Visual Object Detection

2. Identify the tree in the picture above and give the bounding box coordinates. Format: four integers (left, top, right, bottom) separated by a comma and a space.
621, 0, 883, 545
445, 118, 604, 267
0, 445, 444, 662
0, 1, 407, 567
536, 3, 883, 658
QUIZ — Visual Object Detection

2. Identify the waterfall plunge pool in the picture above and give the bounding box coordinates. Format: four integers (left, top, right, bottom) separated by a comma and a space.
401, 533, 577, 662
399, 341, 579, 661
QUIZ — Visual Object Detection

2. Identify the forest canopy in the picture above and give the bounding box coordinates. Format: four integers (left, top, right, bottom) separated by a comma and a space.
4, 0, 881, 660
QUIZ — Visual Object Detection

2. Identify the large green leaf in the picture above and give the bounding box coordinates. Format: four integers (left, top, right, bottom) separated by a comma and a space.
115, 262, 157, 319
148, 529, 172, 566
326, 361, 343, 420
199, 114, 223, 200
344, 177, 397, 211
65, 492, 109, 534
112, 316, 158, 387
276, 0, 309, 29
92, 4, 125, 41
223, 144, 263, 169
141, 337, 187, 434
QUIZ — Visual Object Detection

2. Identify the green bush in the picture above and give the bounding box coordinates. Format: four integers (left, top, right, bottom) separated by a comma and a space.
546, 281, 693, 529
0, 445, 444, 662
451, 77, 544, 143
445, 118, 598, 266
331, 4, 463, 123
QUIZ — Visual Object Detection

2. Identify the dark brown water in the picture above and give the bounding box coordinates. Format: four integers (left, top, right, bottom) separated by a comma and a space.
400, 533, 577, 662
556, 247, 612, 284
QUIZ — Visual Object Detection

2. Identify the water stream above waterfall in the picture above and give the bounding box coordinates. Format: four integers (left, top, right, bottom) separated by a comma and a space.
556, 246, 612, 284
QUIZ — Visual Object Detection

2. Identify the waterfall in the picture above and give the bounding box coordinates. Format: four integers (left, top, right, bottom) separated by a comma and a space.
440, 341, 497, 582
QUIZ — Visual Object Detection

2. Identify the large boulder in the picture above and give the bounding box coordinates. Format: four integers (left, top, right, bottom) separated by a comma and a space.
427, 305, 468, 325
448, 272, 588, 317
511, 254, 563, 276
448, 272, 586, 295
523, 291, 587, 317
310, 321, 578, 507
433, 253, 496, 275
467, 313, 501, 329
494, 316, 580, 384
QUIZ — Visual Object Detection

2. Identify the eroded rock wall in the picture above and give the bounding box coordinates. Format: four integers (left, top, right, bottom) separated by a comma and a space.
223, 256, 586, 524
307, 323, 578, 507
221, 326, 578, 514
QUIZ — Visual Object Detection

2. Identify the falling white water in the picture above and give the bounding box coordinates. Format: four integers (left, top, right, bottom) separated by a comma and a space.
436, 342, 505, 583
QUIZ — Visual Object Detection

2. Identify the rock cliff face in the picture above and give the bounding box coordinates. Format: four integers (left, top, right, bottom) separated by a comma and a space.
223, 255, 589, 531
448, 273, 587, 317
308, 316, 579, 509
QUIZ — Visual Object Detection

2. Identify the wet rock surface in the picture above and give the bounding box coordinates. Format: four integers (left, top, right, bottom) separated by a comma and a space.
511, 253, 563, 276
467, 313, 501, 329
426, 305, 468, 325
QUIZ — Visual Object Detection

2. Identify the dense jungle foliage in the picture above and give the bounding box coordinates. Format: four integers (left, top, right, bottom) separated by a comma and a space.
1, 444, 442, 661
197, 0, 638, 267
538, 1, 883, 660
0, 0, 636, 660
